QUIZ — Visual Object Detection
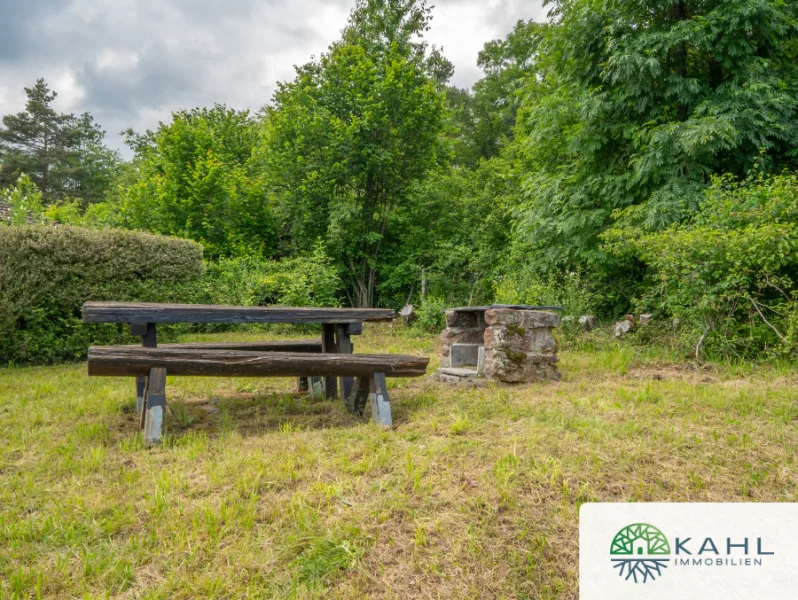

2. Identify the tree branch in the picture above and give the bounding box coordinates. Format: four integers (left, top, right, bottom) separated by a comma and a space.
748, 296, 786, 342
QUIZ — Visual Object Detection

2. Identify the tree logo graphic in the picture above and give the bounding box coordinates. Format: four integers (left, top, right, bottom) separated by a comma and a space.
610, 523, 670, 583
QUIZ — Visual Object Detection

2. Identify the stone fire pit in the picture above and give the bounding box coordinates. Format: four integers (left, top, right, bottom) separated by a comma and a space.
436, 304, 561, 384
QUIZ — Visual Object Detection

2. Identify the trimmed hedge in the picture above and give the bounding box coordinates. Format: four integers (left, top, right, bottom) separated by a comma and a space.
0, 226, 204, 364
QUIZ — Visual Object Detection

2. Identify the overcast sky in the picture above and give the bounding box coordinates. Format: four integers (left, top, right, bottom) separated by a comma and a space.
0, 0, 546, 156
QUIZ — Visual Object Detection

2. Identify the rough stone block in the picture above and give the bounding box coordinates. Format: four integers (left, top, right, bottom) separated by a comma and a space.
438, 367, 479, 377
578, 315, 597, 331
445, 310, 479, 328
481, 348, 560, 383
440, 327, 485, 345
450, 343, 481, 367
432, 372, 489, 387
483, 325, 557, 354
483, 309, 559, 329
399, 304, 415, 324
614, 320, 632, 338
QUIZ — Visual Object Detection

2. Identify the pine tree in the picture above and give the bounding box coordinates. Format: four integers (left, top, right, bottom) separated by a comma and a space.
0, 79, 118, 203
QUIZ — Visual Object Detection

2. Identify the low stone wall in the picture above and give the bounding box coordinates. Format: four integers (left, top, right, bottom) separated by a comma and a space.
481, 308, 560, 382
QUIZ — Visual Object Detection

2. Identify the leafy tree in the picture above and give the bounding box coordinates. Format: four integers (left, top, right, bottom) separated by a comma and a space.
118, 105, 275, 258
0, 79, 118, 204
514, 0, 798, 271
379, 156, 515, 308
472, 19, 545, 161
444, 20, 544, 167
261, 0, 447, 307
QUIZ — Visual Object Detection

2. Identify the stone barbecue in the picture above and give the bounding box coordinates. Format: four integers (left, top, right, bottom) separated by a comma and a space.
436, 304, 561, 384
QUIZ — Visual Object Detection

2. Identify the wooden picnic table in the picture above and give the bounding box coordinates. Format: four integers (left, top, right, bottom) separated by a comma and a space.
82, 301, 396, 404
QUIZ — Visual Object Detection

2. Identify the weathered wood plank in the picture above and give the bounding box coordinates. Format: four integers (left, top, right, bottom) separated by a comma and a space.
122, 340, 323, 353
82, 302, 395, 324
336, 324, 354, 403
143, 368, 167, 446
345, 322, 363, 336
135, 323, 157, 415
322, 324, 338, 398
88, 347, 429, 378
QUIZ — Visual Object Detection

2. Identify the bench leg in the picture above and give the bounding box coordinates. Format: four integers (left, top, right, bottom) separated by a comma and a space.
143, 368, 167, 446
138, 374, 149, 430
321, 324, 337, 399
345, 376, 370, 416
336, 324, 354, 403
296, 377, 309, 393
133, 323, 157, 415
136, 376, 147, 414
370, 373, 392, 426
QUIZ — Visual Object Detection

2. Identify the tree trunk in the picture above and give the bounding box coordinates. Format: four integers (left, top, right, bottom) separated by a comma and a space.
41, 129, 49, 198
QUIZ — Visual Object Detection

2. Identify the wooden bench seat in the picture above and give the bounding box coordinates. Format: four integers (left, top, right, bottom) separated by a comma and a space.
88, 346, 429, 444
122, 340, 326, 398
153, 340, 323, 352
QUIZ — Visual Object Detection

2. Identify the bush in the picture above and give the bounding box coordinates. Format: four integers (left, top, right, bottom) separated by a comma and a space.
410, 295, 447, 333
1, 174, 44, 225
493, 268, 599, 318
0, 226, 204, 364
605, 172, 798, 359
202, 244, 340, 308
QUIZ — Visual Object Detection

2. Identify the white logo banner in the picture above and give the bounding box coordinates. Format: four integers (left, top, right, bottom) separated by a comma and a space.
580, 503, 798, 599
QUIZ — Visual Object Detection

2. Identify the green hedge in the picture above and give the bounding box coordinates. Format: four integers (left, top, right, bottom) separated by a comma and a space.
0, 226, 204, 364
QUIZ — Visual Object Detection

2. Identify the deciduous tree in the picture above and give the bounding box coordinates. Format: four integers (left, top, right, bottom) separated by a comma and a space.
262, 0, 447, 307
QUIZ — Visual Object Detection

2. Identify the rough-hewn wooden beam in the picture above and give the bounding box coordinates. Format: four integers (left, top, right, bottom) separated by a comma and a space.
88, 347, 429, 378
128, 340, 323, 353
82, 302, 395, 324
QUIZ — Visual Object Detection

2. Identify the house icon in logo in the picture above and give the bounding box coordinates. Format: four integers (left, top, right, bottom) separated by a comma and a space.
610, 523, 670, 583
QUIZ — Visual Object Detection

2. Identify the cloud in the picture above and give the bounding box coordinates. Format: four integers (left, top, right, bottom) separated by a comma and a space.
0, 0, 545, 156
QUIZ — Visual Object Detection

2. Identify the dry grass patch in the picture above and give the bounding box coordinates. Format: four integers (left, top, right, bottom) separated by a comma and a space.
0, 325, 796, 598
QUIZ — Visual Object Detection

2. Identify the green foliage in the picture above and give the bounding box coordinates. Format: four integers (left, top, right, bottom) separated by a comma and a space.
0, 79, 119, 204
203, 244, 339, 309
494, 267, 599, 318
410, 295, 447, 333
1, 174, 44, 225
379, 163, 511, 308
444, 20, 543, 167
43, 198, 118, 229
118, 105, 275, 258
262, 0, 447, 307
0, 226, 204, 364
606, 172, 798, 358
514, 0, 798, 271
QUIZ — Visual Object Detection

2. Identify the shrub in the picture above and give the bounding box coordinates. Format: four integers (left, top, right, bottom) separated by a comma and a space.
202, 244, 340, 309
493, 268, 599, 318
1, 174, 44, 225
0, 226, 204, 364
410, 295, 447, 333
605, 172, 798, 359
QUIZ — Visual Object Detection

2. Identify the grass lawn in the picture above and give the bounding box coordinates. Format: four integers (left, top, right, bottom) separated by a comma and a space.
1, 325, 796, 599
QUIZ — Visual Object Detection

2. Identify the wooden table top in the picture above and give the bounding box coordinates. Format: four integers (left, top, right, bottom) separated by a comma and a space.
82, 302, 395, 325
